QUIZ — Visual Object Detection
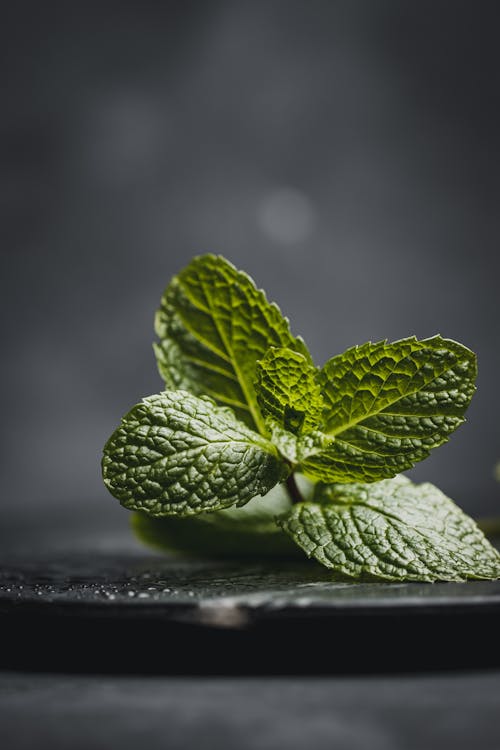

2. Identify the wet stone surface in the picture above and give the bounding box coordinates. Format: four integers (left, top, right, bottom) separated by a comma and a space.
2, 551, 500, 627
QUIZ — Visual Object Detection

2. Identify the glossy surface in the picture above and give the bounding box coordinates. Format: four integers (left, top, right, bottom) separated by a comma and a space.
2, 548, 500, 674
3, 552, 500, 622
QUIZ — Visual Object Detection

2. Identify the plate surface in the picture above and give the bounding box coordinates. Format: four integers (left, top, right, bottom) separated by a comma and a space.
2, 551, 500, 673
2, 552, 500, 624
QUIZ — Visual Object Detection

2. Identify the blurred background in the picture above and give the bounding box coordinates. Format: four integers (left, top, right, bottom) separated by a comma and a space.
2, 0, 499, 549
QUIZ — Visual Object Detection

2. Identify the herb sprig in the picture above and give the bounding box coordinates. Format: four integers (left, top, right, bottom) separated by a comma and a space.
102, 255, 500, 581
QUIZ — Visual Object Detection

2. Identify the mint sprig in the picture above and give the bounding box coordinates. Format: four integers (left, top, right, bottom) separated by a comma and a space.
102, 254, 500, 581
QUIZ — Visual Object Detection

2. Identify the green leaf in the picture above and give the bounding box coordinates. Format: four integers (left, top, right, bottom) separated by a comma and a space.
102, 390, 289, 516
255, 347, 324, 435
279, 476, 500, 581
154, 254, 310, 433
299, 336, 477, 483
131, 484, 304, 559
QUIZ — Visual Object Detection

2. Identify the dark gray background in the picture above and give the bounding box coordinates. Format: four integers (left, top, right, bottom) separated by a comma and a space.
2, 0, 500, 544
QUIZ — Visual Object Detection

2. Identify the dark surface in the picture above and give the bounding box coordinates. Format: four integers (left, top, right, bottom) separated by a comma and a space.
2, 547, 500, 674
2, 671, 500, 750
4, 551, 500, 619
2, 530, 500, 745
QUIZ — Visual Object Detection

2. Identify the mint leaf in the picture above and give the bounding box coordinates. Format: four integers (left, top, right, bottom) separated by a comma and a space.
279, 476, 500, 581
102, 390, 289, 516
103, 253, 488, 580
131, 484, 305, 559
154, 254, 309, 433
255, 347, 324, 435
299, 336, 476, 483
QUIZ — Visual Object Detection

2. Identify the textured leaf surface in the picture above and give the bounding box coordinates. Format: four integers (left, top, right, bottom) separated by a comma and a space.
280, 476, 500, 581
102, 390, 288, 516
255, 347, 324, 435
300, 336, 477, 482
132, 484, 303, 558
154, 254, 309, 432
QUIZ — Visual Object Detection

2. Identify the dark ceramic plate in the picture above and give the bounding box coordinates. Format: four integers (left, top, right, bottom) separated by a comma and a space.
2, 552, 500, 673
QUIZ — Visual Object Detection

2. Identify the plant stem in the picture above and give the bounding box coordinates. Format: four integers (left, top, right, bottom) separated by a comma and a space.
286, 472, 305, 505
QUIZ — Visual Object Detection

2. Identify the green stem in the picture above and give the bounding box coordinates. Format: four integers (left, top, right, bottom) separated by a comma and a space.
286, 472, 305, 505
477, 517, 500, 539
